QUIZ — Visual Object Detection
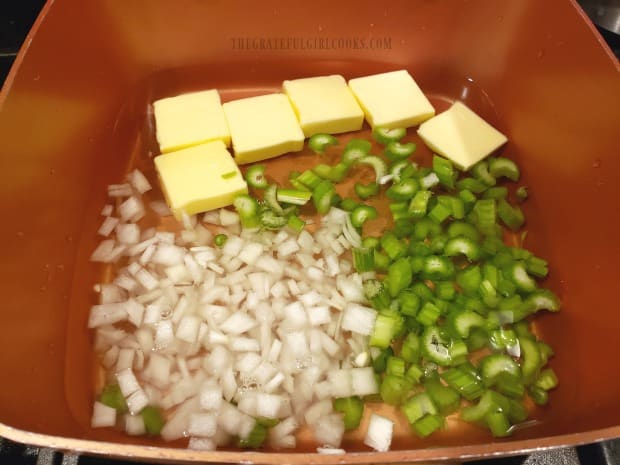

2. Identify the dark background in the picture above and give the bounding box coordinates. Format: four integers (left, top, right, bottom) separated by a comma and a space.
0, 1, 617, 464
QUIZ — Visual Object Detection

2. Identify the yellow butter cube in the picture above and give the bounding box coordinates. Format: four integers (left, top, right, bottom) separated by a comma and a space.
417, 102, 508, 170
154, 141, 247, 219
153, 90, 230, 153
283, 75, 364, 137
348, 70, 435, 129
223, 93, 304, 164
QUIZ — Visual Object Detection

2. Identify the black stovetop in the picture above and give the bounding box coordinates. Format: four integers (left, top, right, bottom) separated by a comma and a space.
0, 1, 618, 464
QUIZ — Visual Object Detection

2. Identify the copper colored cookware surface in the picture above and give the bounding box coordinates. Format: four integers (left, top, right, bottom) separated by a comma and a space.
0, 0, 618, 463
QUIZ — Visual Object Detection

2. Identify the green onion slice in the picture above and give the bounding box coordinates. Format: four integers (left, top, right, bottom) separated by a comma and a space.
245, 164, 268, 189
308, 133, 338, 154
372, 126, 406, 145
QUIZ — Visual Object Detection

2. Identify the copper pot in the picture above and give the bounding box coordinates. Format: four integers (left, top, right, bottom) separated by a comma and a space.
0, 0, 618, 462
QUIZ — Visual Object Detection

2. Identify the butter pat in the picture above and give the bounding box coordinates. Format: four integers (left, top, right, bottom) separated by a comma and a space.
348, 70, 435, 129
154, 141, 247, 219
417, 102, 508, 170
283, 75, 364, 137
223, 93, 304, 164
153, 90, 230, 153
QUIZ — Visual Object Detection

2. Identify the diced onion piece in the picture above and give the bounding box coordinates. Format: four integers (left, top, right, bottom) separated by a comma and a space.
313, 414, 345, 448
328, 369, 353, 398
317, 447, 346, 455
364, 413, 394, 452
307, 306, 331, 326
305, 399, 333, 426
219, 209, 240, 227
272, 435, 296, 449
116, 224, 141, 244
351, 367, 379, 396
144, 353, 172, 388
269, 416, 298, 440
263, 372, 286, 393
135, 267, 159, 290
176, 315, 201, 344
108, 183, 132, 197
221, 368, 237, 401
353, 351, 370, 368
126, 388, 149, 415
161, 397, 200, 441
188, 437, 216, 451
127, 169, 152, 194
253, 393, 284, 419
277, 238, 300, 258
199, 384, 223, 411
88, 303, 128, 328
222, 236, 243, 256
220, 312, 257, 335
151, 244, 185, 266
101, 204, 113, 216
119, 196, 145, 222
336, 274, 365, 303
116, 348, 135, 371
202, 210, 220, 225
238, 242, 263, 265
124, 414, 146, 435
91, 401, 117, 428
90, 239, 115, 262
284, 331, 308, 359
188, 412, 218, 437
149, 200, 171, 217
125, 299, 145, 327
235, 353, 262, 374
283, 302, 308, 329
341, 303, 377, 335
154, 320, 174, 350
230, 337, 260, 352
98, 216, 120, 237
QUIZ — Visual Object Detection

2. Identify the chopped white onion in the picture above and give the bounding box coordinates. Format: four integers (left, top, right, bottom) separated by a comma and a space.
351, 367, 379, 396
364, 413, 394, 452
188, 437, 216, 451
219, 312, 256, 336
88, 303, 128, 328
175, 315, 201, 344
341, 303, 377, 335
116, 348, 135, 371
188, 412, 217, 437
91, 402, 116, 428
149, 200, 171, 217
98, 216, 120, 237
101, 204, 114, 216
108, 183, 133, 197
126, 388, 149, 415
90, 182, 383, 450
219, 209, 239, 227
126, 169, 152, 194
119, 196, 145, 222
317, 447, 346, 455
160, 397, 199, 441
304, 399, 333, 426
328, 369, 353, 398
199, 384, 223, 411
313, 413, 345, 448
124, 414, 146, 435
90, 239, 115, 262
